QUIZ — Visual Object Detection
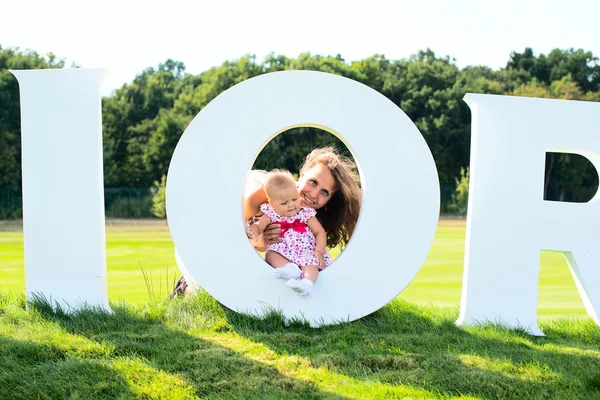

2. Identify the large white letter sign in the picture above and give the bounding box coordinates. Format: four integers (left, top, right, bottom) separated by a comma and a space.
167, 71, 440, 326
11, 69, 110, 312
457, 94, 600, 335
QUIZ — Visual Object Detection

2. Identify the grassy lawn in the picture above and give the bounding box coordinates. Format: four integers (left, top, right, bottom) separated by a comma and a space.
0, 219, 588, 315
1, 219, 599, 399
1, 291, 599, 399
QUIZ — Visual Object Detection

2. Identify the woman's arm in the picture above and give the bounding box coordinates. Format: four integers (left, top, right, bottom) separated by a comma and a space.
243, 171, 269, 221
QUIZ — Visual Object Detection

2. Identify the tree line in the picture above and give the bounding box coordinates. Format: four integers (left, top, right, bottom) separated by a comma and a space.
1, 45, 599, 218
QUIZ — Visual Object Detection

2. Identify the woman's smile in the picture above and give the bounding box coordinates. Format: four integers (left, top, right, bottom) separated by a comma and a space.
297, 163, 335, 209
302, 193, 317, 206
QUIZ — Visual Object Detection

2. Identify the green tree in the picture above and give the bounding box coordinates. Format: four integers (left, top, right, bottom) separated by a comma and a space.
507, 47, 600, 92
512, 79, 551, 98
102, 59, 192, 187
253, 127, 351, 174
5, 46, 598, 218
150, 175, 166, 218
374, 50, 465, 193
447, 168, 469, 215
289, 53, 356, 79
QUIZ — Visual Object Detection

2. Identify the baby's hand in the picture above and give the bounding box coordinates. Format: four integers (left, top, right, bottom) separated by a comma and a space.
314, 251, 325, 269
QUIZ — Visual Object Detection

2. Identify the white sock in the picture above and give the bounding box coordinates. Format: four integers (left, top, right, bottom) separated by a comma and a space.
286, 278, 314, 298
273, 263, 302, 280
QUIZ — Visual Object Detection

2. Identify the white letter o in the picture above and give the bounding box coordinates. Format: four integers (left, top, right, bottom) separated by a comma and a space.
166, 71, 439, 326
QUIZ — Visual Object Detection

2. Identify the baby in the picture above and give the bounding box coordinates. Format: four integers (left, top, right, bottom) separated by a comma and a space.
246, 170, 332, 298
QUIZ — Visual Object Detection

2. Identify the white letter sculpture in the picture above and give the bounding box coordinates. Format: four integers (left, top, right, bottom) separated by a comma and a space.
12, 69, 110, 312
14, 69, 598, 333
457, 94, 600, 335
166, 71, 440, 326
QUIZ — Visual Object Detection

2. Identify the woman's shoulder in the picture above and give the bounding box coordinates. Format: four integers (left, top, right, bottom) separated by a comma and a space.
243, 170, 270, 221
249, 170, 270, 184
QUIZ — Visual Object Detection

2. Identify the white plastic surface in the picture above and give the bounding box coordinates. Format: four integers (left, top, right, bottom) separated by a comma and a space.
12, 68, 110, 312
166, 71, 440, 326
457, 94, 600, 335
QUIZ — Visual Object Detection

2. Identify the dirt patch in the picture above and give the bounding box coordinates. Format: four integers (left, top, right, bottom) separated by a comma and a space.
437, 219, 466, 228
0, 220, 23, 232
0, 218, 169, 233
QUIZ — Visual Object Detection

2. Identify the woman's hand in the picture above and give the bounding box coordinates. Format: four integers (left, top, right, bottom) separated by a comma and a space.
262, 223, 281, 245
249, 222, 281, 251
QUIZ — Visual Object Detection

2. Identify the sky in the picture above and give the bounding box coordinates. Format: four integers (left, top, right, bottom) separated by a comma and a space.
2, 0, 600, 97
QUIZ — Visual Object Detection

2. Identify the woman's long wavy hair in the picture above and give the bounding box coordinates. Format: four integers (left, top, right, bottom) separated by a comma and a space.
300, 147, 361, 249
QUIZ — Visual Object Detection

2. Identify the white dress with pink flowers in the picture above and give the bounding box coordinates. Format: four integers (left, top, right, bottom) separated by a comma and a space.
260, 203, 332, 270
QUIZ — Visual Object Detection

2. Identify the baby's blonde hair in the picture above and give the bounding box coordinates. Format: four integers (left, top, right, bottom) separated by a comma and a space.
263, 170, 296, 200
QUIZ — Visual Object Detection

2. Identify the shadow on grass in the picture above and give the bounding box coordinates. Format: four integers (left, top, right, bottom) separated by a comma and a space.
5, 290, 600, 399
22, 296, 348, 400
222, 298, 600, 399
0, 335, 134, 399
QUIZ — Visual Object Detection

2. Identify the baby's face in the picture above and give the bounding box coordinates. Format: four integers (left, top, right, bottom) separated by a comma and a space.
269, 185, 302, 217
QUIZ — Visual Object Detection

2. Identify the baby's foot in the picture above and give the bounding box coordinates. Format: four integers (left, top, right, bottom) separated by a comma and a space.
274, 263, 302, 280
286, 278, 314, 299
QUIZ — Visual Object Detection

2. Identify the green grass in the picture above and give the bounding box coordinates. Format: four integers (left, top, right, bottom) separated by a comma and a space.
0, 219, 588, 314
0, 291, 598, 399
1, 219, 599, 399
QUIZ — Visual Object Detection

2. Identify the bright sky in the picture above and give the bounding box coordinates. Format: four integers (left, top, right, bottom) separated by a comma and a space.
2, 0, 599, 97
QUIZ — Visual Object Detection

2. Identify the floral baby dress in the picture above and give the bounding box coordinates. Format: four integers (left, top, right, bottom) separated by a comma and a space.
260, 203, 332, 269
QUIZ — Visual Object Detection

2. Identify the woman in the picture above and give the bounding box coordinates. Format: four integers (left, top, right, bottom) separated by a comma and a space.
170, 146, 361, 297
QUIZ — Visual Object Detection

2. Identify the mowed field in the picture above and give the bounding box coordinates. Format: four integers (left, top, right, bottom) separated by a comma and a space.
0, 219, 587, 316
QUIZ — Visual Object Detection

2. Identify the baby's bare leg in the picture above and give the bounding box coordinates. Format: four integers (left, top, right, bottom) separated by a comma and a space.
300, 265, 319, 283
265, 251, 290, 268
266, 251, 302, 280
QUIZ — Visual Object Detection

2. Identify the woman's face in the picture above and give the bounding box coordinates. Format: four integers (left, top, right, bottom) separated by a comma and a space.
297, 163, 335, 209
